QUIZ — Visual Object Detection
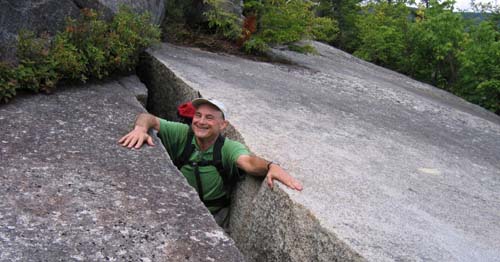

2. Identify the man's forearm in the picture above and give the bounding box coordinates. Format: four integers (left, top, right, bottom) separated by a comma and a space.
237, 155, 271, 176
237, 154, 303, 191
134, 113, 160, 132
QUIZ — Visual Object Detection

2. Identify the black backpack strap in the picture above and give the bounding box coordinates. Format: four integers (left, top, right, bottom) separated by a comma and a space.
212, 135, 225, 173
212, 135, 233, 192
173, 129, 195, 169
191, 161, 204, 201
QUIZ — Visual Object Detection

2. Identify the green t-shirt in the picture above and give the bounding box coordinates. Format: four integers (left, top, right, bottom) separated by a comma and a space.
157, 119, 250, 212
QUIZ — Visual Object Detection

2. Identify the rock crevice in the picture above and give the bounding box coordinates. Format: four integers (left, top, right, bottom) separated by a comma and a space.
137, 48, 366, 261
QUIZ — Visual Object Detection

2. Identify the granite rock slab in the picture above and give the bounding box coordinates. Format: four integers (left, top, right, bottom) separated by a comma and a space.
0, 75, 244, 261
145, 42, 500, 261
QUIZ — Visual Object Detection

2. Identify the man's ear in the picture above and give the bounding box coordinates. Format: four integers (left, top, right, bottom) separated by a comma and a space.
220, 120, 229, 131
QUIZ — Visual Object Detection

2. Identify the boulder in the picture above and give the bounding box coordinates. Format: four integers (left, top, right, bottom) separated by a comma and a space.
73, 0, 166, 24
141, 42, 500, 261
0, 75, 244, 261
0, 0, 80, 62
0, 0, 165, 62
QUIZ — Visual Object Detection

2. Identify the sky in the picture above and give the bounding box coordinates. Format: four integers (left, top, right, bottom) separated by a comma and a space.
453, 0, 498, 11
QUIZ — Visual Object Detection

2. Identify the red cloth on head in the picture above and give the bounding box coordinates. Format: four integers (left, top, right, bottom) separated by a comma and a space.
178, 101, 195, 119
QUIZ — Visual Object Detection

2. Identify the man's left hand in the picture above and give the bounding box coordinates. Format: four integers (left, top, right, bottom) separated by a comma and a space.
266, 164, 303, 191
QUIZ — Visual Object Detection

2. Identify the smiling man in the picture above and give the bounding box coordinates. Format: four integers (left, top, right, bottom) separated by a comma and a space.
119, 98, 302, 227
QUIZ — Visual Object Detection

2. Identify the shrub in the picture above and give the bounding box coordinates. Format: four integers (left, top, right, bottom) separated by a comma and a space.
16, 30, 60, 93
110, 6, 161, 71
242, 0, 338, 54
0, 63, 17, 103
242, 37, 268, 54
311, 16, 339, 43
288, 43, 317, 54
63, 6, 160, 78
204, 0, 242, 40
50, 34, 87, 82
0, 6, 160, 103
64, 8, 113, 79
258, 0, 314, 44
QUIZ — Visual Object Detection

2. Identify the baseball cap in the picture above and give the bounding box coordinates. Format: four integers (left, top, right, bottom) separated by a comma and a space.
192, 98, 228, 120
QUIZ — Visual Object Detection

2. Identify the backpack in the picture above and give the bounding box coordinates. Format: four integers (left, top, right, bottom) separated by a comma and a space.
177, 101, 195, 124
173, 129, 239, 208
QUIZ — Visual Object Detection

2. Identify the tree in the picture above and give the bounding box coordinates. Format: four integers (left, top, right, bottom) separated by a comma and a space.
353, 0, 411, 71
316, 0, 362, 52
406, 0, 465, 88
457, 19, 500, 113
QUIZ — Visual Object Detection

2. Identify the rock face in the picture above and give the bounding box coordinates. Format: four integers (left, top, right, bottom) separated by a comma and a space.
0, 75, 244, 261
180, 0, 243, 27
77, 0, 166, 24
0, 0, 80, 62
143, 42, 500, 261
0, 0, 165, 62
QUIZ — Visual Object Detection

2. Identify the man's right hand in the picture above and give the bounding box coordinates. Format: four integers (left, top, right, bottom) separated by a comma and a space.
118, 126, 155, 149
119, 113, 160, 149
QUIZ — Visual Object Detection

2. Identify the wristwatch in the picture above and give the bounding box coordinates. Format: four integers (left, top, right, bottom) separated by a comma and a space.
267, 161, 280, 171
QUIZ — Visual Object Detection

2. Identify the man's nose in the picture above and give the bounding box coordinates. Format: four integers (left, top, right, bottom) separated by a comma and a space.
198, 116, 207, 124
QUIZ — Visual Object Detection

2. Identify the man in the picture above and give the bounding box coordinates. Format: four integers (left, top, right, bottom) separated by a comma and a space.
119, 98, 303, 226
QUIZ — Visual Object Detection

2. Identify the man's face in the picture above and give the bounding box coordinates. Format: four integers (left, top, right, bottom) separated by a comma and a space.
192, 104, 227, 142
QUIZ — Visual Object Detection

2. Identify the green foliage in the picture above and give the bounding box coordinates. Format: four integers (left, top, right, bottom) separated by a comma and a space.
243, 0, 264, 13
242, 37, 268, 53
0, 6, 160, 103
258, 0, 315, 44
243, 0, 338, 53
311, 16, 339, 43
0, 63, 17, 103
16, 30, 60, 92
354, 1, 410, 70
474, 80, 500, 113
50, 34, 87, 82
457, 21, 500, 113
355, 25, 405, 68
110, 6, 161, 71
204, 0, 242, 40
288, 43, 318, 54
63, 7, 160, 79
406, 0, 466, 88
316, 0, 362, 52
64, 9, 110, 79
